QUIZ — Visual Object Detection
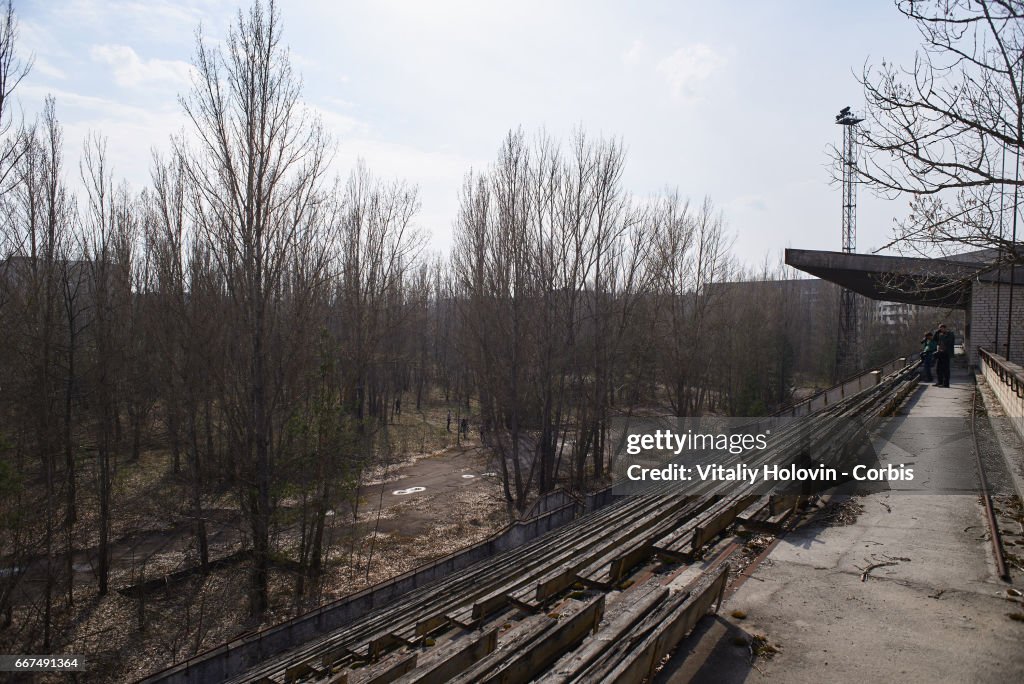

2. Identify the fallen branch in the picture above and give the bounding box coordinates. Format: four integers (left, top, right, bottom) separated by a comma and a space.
117, 550, 253, 598
860, 561, 898, 581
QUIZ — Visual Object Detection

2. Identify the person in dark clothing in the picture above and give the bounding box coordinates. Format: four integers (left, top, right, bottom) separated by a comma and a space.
920, 331, 936, 382
934, 324, 955, 387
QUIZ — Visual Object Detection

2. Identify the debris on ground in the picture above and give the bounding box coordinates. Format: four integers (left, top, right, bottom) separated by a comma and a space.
818, 497, 865, 526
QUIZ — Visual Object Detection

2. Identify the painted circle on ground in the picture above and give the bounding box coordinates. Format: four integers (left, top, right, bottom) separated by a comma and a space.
462, 474, 475, 479
392, 486, 426, 496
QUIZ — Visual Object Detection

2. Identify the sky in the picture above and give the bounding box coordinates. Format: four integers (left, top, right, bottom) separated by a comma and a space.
12, 0, 925, 268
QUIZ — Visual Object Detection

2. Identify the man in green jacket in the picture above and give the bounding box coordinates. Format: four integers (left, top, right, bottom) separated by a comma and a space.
920, 331, 937, 382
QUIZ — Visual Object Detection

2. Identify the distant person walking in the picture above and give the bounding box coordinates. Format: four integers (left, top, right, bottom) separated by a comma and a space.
934, 324, 955, 387
920, 331, 936, 383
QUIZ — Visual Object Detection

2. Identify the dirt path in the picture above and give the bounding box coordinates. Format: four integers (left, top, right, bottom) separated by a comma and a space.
360, 445, 502, 536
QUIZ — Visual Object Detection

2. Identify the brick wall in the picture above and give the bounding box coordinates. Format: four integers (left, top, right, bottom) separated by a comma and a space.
968, 282, 1024, 367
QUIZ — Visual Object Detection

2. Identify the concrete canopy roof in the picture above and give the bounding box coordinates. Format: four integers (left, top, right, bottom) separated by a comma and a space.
784, 248, 981, 309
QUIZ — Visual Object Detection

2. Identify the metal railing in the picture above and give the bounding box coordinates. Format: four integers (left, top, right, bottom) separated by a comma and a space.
980, 347, 1024, 399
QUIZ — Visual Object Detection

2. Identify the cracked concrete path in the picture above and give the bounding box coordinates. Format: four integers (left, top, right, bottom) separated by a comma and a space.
660, 368, 1024, 683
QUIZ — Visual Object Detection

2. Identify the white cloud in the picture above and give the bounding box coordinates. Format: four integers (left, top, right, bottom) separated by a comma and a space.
732, 194, 768, 212
20, 83, 160, 120
89, 44, 194, 88
332, 138, 473, 187
622, 39, 646, 65
64, 0, 213, 41
32, 57, 67, 81
656, 44, 726, 100
18, 19, 68, 60
310, 102, 367, 139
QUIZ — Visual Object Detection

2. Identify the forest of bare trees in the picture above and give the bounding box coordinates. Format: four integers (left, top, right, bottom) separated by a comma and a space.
0, 1, 923, 676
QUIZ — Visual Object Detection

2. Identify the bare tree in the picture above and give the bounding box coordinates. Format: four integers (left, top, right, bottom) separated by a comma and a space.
1, 96, 74, 649
650, 193, 729, 415
334, 162, 422, 423
453, 133, 528, 509
0, 0, 31, 196
177, 0, 332, 616
454, 129, 656, 506
147, 151, 215, 570
80, 133, 139, 597
856, 0, 1024, 266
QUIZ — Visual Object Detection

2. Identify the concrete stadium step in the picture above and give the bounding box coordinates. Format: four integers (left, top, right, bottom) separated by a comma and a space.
555, 565, 729, 683
233, 493, 662, 682
449, 595, 605, 684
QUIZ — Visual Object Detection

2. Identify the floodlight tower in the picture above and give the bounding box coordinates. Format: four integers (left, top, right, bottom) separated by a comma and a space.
835, 106, 864, 379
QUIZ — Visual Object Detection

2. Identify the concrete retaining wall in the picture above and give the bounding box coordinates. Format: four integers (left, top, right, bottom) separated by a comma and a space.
776, 356, 912, 417
584, 485, 620, 512
980, 349, 1024, 444
523, 488, 576, 517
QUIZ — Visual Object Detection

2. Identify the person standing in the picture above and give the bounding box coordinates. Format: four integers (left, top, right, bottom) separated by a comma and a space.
920, 331, 936, 382
934, 324, 955, 387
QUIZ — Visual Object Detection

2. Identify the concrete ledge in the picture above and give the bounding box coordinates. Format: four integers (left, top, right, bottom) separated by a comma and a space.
980, 347, 1024, 443
784, 248, 978, 308
605, 564, 729, 682
775, 356, 915, 417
